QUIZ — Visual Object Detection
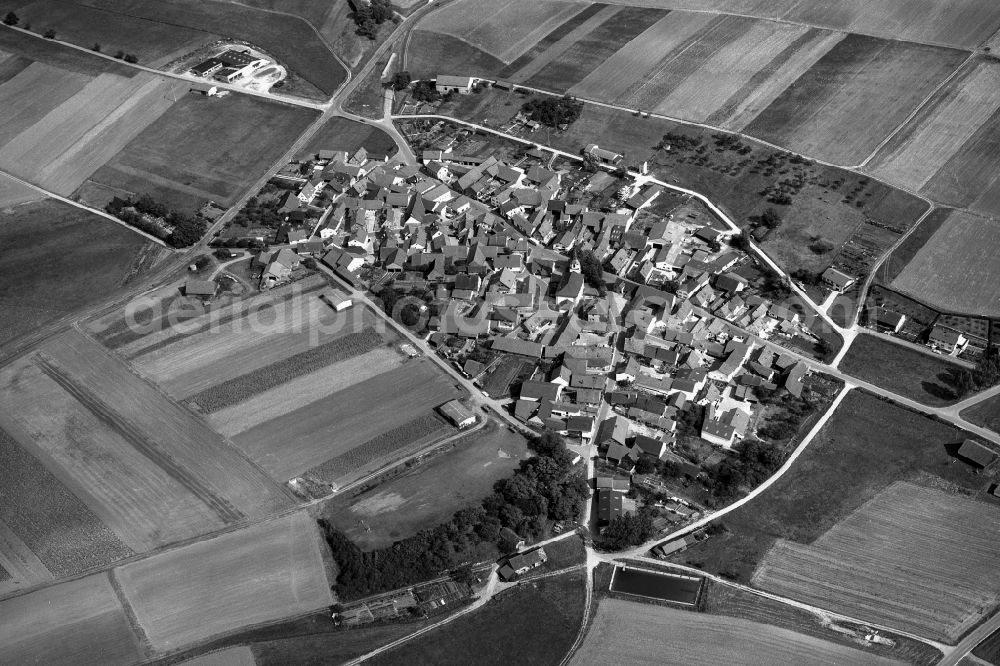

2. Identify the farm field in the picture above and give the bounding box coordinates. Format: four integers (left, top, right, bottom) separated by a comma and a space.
404, 31, 505, 81
587, 0, 1000, 49
80, 93, 318, 213
116, 511, 334, 652
973, 626, 1000, 664
838, 333, 965, 406
961, 395, 1000, 435
320, 419, 530, 549
868, 58, 1000, 213
0, 22, 136, 76
572, 598, 903, 666
232, 359, 463, 481
179, 646, 257, 666
874, 207, 951, 286
0, 67, 187, 195
744, 34, 967, 165
0, 0, 348, 97
295, 116, 398, 161
0, 198, 159, 353
0, 573, 143, 665
753, 481, 1000, 643
889, 210, 1000, 317
0, 170, 40, 206
0, 330, 292, 553
369, 569, 586, 666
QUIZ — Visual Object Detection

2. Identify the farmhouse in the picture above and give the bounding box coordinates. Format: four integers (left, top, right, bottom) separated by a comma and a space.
820, 267, 856, 293
928, 323, 968, 355
184, 279, 217, 298
438, 399, 476, 428
436, 75, 476, 94
498, 547, 547, 580
957, 439, 997, 469
868, 306, 906, 333
584, 144, 623, 166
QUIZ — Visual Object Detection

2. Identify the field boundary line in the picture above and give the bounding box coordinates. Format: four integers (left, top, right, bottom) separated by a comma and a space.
857, 52, 978, 169
106, 568, 153, 660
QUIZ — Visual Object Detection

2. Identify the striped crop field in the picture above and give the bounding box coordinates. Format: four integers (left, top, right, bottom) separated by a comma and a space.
753, 482, 1000, 643
744, 34, 967, 165
572, 599, 903, 666
889, 209, 1000, 317
868, 58, 1000, 217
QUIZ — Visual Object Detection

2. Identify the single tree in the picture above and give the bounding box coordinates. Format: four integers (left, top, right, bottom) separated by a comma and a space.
2, 11, 18, 26
91, 42, 101, 52
114, 50, 125, 59
43, 28, 56, 39
390, 71, 411, 91
123, 53, 138, 63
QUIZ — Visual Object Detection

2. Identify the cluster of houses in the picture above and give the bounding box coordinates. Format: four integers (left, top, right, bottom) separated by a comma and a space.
867, 305, 981, 357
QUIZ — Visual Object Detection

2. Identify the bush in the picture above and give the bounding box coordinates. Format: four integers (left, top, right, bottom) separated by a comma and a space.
114, 50, 125, 59
3, 12, 19, 26
123, 53, 138, 64
92, 43, 101, 52
43, 28, 56, 39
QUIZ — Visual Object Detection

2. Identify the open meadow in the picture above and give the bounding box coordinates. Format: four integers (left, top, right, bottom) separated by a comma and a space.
81, 93, 317, 213
295, 116, 398, 161
0, 0, 348, 97
754, 481, 1000, 643
0, 198, 159, 353
838, 333, 965, 406
889, 210, 1000, 317
0, 573, 143, 665
572, 598, 903, 666
370, 569, 586, 666
320, 419, 530, 549
179, 646, 257, 666
961, 395, 1000, 435
116, 511, 333, 653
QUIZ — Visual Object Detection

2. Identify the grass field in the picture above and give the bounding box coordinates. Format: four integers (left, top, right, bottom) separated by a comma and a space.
701, 580, 942, 666
869, 59, 1000, 206
370, 569, 586, 666
973, 626, 1000, 664
572, 598, 903, 666
295, 116, 398, 161
0, 573, 143, 665
890, 210, 1000, 317
0, 24, 137, 76
754, 481, 1000, 642
178, 646, 257, 666
117, 511, 333, 652
0, 0, 348, 97
0, 170, 40, 206
961, 394, 1000, 435
875, 207, 950, 285
669, 390, 990, 583
319, 419, 530, 549
232, 359, 463, 481
0, 198, 158, 352
81, 93, 318, 213
838, 333, 965, 406
744, 34, 967, 165
405, 30, 506, 80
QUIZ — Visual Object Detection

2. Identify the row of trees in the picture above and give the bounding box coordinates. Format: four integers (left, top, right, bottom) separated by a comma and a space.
321, 432, 588, 600
106, 195, 207, 248
953, 352, 1000, 397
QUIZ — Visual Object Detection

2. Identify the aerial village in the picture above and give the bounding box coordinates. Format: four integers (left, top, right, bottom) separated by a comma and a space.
214, 76, 840, 550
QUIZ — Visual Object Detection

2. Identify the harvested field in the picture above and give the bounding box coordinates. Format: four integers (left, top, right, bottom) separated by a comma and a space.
0, 60, 91, 147
754, 482, 1000, 643
876, 207, 950, 285
421, 0, 584, 63
0, 517, 52, 596
745, 34, 967, 165
370, 570, 585, 666
26, 331, 292, 517
890, 210, 1000, 317
526, 7, 668, 92
296, 116, 397, 160
321, 420, 530, 550
0, 573, 143, 665
496, 3, 610, 79
117, 512, 334, 652
0, 70, 185, 195
187, 327, 386, 412
869, 59, 1000, 196
404, 31, 505, 80
209, 345, 404, 436
5, 0, 219, 66
961, 395, 1000, 435
233, 359, 463, 481
0, 198, 156, 355
505, 4, 621, 83
0, 425, 132, 577
839, 333, 965, 406
573, 599, 903, 666
82, 93, 317, 213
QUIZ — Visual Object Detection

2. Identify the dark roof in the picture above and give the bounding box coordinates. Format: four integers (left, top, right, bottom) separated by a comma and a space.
185, 279, 216, 296
958, 439, 997, 467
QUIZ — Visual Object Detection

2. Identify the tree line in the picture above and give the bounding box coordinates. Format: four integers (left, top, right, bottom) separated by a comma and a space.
106, 194, 207, 248
319, 432, 588, 600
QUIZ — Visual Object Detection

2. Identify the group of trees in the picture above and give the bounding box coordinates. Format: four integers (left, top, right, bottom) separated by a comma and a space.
232, 194, 284, 229
704, 438, 783, 502
521, 96, 583, 128
574, 249, 607, 296
3, 12, 18, 25
387, 71, 411, 91
106, 194, 206, 248
321, 431, 587, 600
953, 352, 1000, 397
353, 0, 393, 39
600, 506, 658, 550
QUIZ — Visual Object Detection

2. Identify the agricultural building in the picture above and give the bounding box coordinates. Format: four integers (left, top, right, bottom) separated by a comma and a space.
189, 59, 223, 77
596, 476, 629, 492
820, 267, 856, 293
189, 82, 219, 96
436, 75, 476, 94
598, 488, 625, 526
184, 279, 217, 298
438, 399, 476, 428
499, 547, 547, 580
957, 439, 997, 469
584, 144, 623, 166
654, 536, 696, 558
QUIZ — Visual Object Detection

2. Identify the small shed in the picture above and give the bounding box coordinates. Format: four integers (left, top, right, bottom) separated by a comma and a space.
184, 279, 217, 298
957, 439, 997, 468
438, 399, 476, 428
